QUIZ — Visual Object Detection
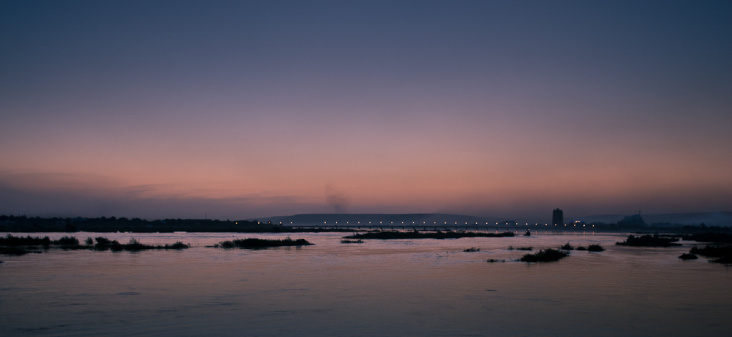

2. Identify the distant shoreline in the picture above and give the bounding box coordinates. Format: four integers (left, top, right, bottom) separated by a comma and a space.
1, 214, 730, 234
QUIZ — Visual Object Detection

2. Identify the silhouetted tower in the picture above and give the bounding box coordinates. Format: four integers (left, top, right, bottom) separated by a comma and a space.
552, 208, 564, 226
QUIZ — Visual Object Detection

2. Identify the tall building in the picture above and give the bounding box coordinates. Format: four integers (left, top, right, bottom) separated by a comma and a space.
552, 208, 564, 226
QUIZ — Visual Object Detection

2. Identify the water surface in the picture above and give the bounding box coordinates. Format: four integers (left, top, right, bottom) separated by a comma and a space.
1, 231, 730, 336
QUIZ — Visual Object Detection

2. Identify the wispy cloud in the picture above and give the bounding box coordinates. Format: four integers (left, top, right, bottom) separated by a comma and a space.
0, 171, 321, 219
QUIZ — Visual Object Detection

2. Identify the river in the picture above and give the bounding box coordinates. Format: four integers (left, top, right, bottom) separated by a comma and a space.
1, 231, 730, 336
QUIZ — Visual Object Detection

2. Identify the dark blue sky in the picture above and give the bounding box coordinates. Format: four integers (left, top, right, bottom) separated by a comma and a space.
2, 1, 731, 221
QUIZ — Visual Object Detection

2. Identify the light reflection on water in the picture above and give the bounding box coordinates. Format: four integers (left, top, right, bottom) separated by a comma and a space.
1, 232, 731, 336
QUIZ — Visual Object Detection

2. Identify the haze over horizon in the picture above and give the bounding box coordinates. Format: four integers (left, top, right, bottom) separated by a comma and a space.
2, 1, 731, 222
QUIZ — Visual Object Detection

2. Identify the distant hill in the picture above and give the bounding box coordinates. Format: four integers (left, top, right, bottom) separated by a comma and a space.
259, 213, 506, 226
581, 212, 732, 227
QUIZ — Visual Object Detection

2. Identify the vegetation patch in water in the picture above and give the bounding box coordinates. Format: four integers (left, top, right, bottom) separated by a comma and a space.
122, 238, 154, 251
587, 244, 605, 252
560, 243, 574, 250
520, 248, 569, 263
1, 235, 52, 255
0, 234, 51, 247
340, 239, 363, 244
343, 230, 514, 240
212, 237, 313, 249
54, 236, 80, 246
91, 237, 190, 251
164, 241, 190, 249
575, 244, 605, 251
0, 234, 189, 254
678, 253, 698, 260
616, 234, 681, 247
689, 245, 732, 264
92, 237, 122, 251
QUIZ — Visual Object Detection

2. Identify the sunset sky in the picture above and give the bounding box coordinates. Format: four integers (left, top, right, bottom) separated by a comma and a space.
2, 1, 731, 222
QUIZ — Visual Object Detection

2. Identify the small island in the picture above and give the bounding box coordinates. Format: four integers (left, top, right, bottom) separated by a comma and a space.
520, 249, 569, 263
210, 237, 313, 249
689, 245, 732, 264
678, 253, 698, 260
577, 244, 605, 252
561, 243, 604, 251
615, 234, 681, 247
0, 234, 189, 255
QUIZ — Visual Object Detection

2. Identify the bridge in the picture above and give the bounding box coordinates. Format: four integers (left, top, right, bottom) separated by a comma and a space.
270, 221, 597, 232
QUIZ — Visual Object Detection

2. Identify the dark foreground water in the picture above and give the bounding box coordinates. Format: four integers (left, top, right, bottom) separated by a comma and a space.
1, 231, 731, 336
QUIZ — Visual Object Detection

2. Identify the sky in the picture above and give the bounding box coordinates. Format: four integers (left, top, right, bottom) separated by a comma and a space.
1, 0, 731, 222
